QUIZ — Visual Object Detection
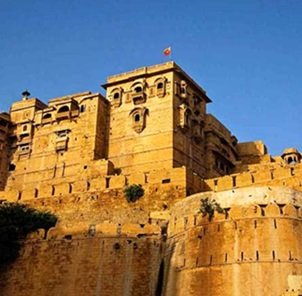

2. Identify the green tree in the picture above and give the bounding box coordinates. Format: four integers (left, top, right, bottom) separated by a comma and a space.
0, 203, 57, 267
124, 184, 144, 203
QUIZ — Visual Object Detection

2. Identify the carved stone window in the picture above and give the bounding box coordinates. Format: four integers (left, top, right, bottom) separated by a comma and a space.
155, 77, 167, 98
111, 88, 123, 107
134, 86, 142, 93
19, 143, 30, 155
56, 106, 70, 120
42, 113, 52, 124
178, 104, 192, 129
134, 114, 140, 122
281, 148, 301, 165
180, 80, 187, 98
55, 129, 70, 152
80, 105, 86, 113
129, 107, 148, 133
131, 82, 146, 105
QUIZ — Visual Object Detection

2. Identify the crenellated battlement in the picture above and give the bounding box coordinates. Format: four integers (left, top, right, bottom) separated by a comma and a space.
203, 162, 302, 193
163, 187, 302, 296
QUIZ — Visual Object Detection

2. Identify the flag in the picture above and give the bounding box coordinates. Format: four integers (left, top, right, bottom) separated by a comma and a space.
163, 47, 171, 56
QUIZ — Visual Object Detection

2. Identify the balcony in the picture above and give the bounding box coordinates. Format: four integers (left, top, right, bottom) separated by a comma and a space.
55, 137, 68, 151
41, 113, 53, 125
56, 111, 70, 121
131, 92, 146, 105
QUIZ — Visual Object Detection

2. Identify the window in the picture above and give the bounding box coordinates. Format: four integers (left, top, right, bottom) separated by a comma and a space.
8, 163, 16, 171
130, 107, 148, 133
42, 113, 52, 120
58, 106, 69, 113
157, 82, 164, 89
134, 114, 140, 122
20, 144, 30, 152
23, 125, 27, 132
80, 105, 86, 113
134, 86, 142, 93
180, 81, 187, 95
113, 92, 120, 99
57, 130, 69, 138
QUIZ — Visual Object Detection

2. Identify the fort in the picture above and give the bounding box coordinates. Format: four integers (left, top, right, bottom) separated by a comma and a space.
0, 61, 301, 295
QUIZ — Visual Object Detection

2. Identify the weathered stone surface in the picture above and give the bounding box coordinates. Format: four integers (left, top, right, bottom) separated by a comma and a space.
0, 62, 301, 296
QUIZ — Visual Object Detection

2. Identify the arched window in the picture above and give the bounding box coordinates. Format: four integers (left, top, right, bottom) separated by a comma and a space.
130, 107, 148, 133
134, 86, 142, 93
58, 106, 70, 113
23, 125, 27, 132
157, 82, 164, 89
113, 92, 120, 99
42, 113, 52, 120
134, 114, 140, 122
80, 105, 86, 113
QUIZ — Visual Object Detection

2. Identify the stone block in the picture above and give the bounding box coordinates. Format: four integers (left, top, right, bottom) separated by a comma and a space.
90, 177, 106, 191
127, 172, 145, 185
96, 223, 117, 235
73, 180, 88, 193
110, 175, 126, 189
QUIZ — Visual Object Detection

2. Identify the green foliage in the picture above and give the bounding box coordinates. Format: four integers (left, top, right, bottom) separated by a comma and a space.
124, 184, 144, 203
199, 198, 225, 221
0, 202, 57, 267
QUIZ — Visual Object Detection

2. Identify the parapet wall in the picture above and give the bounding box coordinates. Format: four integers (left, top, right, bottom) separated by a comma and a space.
0, 224, 163, 296
0, 167, 188, 202
204, 163, 302, 193
163, 187, 302, 296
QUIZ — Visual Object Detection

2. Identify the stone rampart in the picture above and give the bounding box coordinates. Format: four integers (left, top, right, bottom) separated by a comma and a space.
203, 163, 302, 192
0, 223, 163, 296
163, 187, 302, 296
0, 167, 187, 202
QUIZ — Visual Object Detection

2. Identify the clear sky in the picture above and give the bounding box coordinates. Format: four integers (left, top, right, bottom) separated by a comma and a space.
0, 0, 301, 155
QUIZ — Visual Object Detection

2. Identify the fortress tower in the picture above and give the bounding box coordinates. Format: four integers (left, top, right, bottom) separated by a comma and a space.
103, 62, 238, 180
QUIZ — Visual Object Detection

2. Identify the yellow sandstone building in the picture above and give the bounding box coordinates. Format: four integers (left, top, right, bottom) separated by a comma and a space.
0, 62, 301, 296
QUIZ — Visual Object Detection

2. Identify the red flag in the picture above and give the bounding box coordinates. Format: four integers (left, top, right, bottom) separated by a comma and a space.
163, 47, 171, 56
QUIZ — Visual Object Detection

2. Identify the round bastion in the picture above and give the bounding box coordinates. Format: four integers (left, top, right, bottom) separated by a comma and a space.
164, 186, 302, 296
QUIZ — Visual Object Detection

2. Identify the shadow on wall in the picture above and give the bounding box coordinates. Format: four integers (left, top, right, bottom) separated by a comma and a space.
0, 203, 57, 271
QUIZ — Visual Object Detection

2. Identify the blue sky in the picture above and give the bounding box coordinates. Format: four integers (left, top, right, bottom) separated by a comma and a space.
0, 0, 301, 155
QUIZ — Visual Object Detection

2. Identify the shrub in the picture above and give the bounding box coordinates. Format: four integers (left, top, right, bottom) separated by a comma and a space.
0, 202, 57, 267
124, 184, 144, 203
199, 198, 225, 221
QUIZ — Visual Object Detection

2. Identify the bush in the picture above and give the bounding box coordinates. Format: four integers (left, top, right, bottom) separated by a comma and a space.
199, 198, 225, 221
124, 184, 144, 203
0, 202, 57, 267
